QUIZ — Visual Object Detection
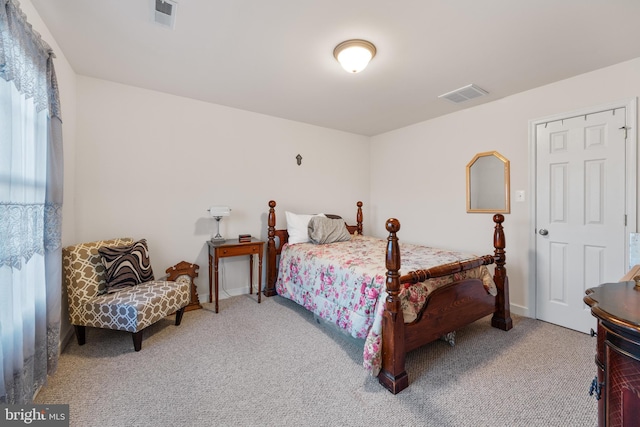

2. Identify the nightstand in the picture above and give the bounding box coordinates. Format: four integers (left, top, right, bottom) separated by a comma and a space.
207, 239, 265, 313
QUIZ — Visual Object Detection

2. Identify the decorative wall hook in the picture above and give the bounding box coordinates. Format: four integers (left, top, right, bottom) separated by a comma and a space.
296, 154, 302, 166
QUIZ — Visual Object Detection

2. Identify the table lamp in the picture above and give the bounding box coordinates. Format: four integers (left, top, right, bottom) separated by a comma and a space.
208, 206, 231, 243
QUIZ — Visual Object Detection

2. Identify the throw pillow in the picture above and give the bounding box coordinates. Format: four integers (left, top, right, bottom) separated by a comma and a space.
98, 239, 155, 293
308, 216, 352, 244
285, 211, 325, 244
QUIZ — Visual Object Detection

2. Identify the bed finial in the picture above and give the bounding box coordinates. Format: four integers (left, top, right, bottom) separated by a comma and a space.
356, 201, 363, 235
492, 214, 505, 259
385, 218, 400, 234
268, 200, 276, 231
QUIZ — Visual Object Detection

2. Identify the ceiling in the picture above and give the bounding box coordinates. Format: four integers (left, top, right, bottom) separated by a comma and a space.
31, 0, 640, 136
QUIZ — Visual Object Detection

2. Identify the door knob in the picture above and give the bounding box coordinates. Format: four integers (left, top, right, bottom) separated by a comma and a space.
539, 229, 549, 236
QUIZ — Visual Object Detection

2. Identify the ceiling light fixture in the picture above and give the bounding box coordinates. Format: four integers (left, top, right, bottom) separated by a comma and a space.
333, 39, 376, 73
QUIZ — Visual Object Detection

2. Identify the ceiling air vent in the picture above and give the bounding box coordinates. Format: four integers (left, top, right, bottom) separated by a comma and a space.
154, 0, 177, 28
438, 84, 488, 104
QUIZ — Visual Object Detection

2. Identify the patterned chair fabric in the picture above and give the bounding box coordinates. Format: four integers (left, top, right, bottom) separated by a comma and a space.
63, 238, 191, 349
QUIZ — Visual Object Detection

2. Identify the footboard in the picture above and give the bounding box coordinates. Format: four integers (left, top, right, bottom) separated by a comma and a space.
378, 214, 512, 394
404, 279, 496, 352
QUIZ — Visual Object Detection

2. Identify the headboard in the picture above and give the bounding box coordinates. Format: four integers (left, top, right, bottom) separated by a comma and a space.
264, 200, 363, 296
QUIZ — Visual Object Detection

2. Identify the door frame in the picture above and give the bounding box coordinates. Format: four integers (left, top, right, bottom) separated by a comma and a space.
527, 98, 637, 319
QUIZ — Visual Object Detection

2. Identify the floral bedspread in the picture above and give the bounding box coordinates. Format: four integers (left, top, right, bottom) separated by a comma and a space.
275, 235, 496, 376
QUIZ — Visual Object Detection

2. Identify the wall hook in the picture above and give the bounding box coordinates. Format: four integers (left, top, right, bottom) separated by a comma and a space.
296, 154, 302, 166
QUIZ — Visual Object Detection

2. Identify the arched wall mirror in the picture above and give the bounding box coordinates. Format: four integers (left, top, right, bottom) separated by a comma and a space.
466, 151, 510, 214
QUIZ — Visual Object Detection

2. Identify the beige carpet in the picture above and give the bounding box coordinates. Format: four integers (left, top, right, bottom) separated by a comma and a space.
35, 295, 597, 426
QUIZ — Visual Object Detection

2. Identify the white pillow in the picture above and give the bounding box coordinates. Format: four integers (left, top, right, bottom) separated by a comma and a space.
285, 211, 325, 244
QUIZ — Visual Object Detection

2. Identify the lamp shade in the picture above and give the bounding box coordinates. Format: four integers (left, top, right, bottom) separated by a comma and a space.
208, 206, 231, 217
333, 39, 376, 73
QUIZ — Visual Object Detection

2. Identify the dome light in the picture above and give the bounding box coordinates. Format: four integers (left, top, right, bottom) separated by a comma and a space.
333, 39, 377, 73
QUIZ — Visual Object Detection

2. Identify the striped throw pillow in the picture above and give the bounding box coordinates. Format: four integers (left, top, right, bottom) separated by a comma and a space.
98, 239, 155, 293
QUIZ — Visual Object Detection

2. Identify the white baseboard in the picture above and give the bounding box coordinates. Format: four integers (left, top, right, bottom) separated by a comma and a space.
509, 303, 529, 318
205, 292, 532, 321
204, 286, 256, 304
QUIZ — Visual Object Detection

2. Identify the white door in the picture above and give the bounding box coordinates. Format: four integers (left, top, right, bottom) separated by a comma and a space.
535, 108, 628, 333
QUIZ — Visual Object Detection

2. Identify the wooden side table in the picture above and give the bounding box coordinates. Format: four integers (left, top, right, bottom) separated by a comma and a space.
207, 239, 265, 313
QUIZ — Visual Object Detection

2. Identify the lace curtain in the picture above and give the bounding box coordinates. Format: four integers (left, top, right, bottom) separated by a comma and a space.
0, 0, 63, 404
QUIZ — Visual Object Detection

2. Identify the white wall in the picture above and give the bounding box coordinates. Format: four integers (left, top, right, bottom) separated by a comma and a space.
74, 76, 370, 302
370, 57, 640, 316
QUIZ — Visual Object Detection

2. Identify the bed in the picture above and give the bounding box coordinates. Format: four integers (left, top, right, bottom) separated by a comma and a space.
263, 200, 512, 394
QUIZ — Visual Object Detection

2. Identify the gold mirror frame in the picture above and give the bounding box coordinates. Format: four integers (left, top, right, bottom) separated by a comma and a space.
466, 151, 510, 214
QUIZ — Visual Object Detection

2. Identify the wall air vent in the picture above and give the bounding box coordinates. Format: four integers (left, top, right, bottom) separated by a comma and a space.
154, 0, 177, 28
438, 84, 488, 104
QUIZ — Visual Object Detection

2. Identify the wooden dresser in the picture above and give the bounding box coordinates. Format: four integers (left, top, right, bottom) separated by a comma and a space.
584, 281, 640, 427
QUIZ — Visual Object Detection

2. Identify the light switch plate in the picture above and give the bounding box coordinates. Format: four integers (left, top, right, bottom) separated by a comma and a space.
515, 190, 525, 202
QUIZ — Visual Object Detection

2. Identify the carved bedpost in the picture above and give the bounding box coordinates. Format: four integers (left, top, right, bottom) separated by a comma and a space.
378, 218, 409, 394
264, 200, 278, 297
491, 214, 513, 331
356, 201, 363, 235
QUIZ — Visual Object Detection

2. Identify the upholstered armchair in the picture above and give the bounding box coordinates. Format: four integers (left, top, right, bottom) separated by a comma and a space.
62, 238, 191, 351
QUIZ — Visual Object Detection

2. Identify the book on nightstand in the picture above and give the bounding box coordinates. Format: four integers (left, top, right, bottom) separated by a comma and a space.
238, 234, 252, 243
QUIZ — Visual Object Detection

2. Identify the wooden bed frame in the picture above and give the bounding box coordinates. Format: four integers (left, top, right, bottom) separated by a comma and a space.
264, 200, 513, 394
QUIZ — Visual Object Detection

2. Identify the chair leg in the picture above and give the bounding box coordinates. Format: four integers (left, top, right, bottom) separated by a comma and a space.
74, 325, 86, 346
175, 307, 185, 326
132, 331, 143, 351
